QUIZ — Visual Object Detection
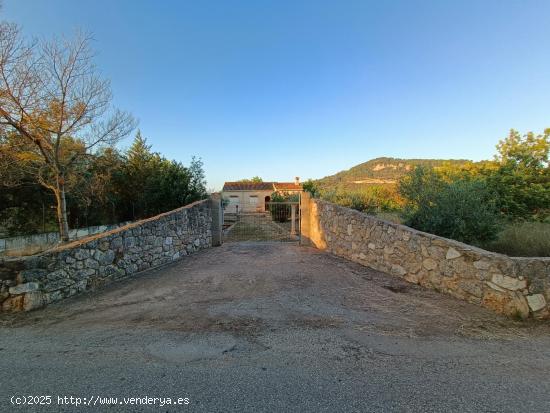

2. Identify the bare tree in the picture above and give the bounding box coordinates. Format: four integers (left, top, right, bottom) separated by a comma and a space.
0, 23, 135, 241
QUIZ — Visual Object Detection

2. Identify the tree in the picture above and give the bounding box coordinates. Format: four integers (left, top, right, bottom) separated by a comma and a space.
0, 23, 135, 241
489, 129, 550, 220
302, 179, 319, 197
117, 132, 207, 220
399, 167, 499, 244
188, 156, 207, 197
495, 128, 549, 170
238, 176, 263, 183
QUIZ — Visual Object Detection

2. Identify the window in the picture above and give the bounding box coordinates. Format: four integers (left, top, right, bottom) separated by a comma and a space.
249, 195, 258, 205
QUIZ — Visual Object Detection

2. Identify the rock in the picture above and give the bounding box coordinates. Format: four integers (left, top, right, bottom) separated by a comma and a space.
17, 269, 48, 283
526, 294, 547, 312
95, 249, 115, 265
459, 280, 483, 298
46, 269, 69, 281
164, 237, 173, 245
368, 243, 376, 250
446, 247, 462, 260
482, 289, 529, 319
43, 278, 75, 292
2, 295, 24, 311
491, 274, 527, 291
9, 282, 40, 295
391, 264, 407, 277
486, 281, 506, 293
73, 249, 90, 261
111, 237, 123, 249
422, 258, 438, 271
74, 268, 96, 280
473, 260, 491, 270
23, 292, 45, 311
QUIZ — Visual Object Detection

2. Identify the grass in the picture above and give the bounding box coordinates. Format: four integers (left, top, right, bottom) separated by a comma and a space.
482, 221, 550, 257
374, 211, 403, 225
372, 209, 549, 258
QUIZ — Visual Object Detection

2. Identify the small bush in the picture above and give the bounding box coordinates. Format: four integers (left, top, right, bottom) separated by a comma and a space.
399, 167, 500, 244
482, 222, 550, 257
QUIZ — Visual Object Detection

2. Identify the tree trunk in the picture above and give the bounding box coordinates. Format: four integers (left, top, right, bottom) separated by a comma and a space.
55, 177, 70, 242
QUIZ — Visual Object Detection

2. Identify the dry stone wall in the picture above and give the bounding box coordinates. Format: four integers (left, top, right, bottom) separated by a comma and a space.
301, 196, 550, 320
0, 199, 212, 312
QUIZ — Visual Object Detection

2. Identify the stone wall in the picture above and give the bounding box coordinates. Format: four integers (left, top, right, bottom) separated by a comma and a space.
301, 194, 550, 319
0, 199, 214, 312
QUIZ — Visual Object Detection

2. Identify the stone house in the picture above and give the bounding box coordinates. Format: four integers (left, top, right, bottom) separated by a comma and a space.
222, 178, 302, 213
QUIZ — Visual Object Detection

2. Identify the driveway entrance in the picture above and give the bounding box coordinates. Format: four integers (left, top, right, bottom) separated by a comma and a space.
1, 242, 550, 412
224, 201, 300, 242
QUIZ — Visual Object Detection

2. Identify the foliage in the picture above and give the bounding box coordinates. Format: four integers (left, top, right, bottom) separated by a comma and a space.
482, 222, 550, 257
495, 128, 549, 169
315, 157, 470, 191
398, 167, 500, 244
319, 185, 403, 214
302, 179, 320, 198
238, 176, 263, 183
270, 192, 299, 203
268, 192, 298, 222
487, 129, 550, 220
0, 22, 135, 240
0, 131, 207, 236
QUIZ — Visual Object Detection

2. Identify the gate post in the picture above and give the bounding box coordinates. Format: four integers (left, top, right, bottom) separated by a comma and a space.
300, 192, 311, 246
290, 204, 297, 236
210, 193, 223, 246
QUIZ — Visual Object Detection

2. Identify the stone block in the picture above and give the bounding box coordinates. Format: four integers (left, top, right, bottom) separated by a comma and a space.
446, 247, 462, 260
9, 282, 40, 295
491, 274, 527, 291
526, 294, 547, 312
23, 292, 45, 311
18, 269, 48, 283
422, 258, 438, 271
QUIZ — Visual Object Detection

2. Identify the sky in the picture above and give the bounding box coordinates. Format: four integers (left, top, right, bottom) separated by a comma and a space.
4, 0, 550, 190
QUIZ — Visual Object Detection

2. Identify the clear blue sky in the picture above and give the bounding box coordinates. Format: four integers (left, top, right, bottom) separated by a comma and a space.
4, 0, 550, 190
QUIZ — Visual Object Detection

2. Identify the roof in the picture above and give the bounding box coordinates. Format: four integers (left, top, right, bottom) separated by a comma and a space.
273, 182, 303, 191
222, 182, 275, 191
222, 181, 303, 191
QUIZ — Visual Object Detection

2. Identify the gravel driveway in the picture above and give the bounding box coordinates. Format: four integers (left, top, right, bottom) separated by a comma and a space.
1, 242, 550, 412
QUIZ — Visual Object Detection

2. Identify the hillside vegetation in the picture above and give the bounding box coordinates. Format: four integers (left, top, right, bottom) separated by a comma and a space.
315, 157, 469, 191
306, 129, 549, 257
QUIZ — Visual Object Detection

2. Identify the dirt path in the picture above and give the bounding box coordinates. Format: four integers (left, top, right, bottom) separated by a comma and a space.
1, 242, 549, 412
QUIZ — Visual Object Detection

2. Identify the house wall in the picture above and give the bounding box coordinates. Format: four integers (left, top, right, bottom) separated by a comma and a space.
0, 199, 217, 312
300, 193, 550, 320
223, 190, 272, 213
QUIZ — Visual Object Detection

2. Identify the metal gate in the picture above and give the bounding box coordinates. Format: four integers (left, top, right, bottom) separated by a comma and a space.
223, 201, 300, 242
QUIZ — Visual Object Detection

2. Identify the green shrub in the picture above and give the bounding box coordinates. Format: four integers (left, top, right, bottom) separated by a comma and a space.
399, 167, 500, 244
482, 222, 550, 257
319, 186, 401, 214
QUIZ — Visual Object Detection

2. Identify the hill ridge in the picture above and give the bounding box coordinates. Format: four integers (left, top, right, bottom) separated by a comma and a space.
316, 157, 470, 189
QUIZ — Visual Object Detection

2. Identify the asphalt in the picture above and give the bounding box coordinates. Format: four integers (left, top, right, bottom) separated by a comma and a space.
1, 242, 550, 412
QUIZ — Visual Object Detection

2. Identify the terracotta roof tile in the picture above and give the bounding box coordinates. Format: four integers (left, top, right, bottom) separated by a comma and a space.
222, 182, 275, 191
273, 182, 303, 191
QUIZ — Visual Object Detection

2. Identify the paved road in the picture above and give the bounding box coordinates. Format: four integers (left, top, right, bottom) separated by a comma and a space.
1, 242, 550, 412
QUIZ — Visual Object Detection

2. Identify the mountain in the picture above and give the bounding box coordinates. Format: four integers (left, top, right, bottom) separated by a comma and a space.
315, 157, 470, 190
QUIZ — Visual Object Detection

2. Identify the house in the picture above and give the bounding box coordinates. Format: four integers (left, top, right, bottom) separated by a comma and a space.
222, 177, 302, 213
